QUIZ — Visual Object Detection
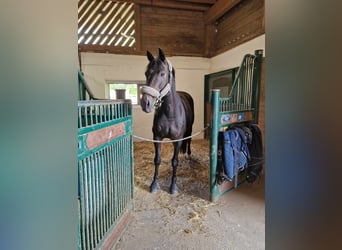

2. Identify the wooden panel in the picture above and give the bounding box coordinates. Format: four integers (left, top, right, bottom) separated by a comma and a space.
129, 0, 211, 11
204, 23, 216, 57
175, 0, 216, 4
213, 0, 264, 56
205, 0, 241, 24
78, 0, 265, 57
140, 6, 205, 56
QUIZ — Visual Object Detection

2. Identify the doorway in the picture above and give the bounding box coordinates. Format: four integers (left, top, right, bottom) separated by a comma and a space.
204, 67, 238, 138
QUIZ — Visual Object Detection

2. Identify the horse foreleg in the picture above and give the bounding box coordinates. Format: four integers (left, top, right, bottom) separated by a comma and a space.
150, 142, 161, 193
170, 141, 181, 194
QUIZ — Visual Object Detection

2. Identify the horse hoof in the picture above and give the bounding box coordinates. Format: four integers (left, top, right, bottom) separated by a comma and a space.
150, 182, 160, 193
169, 185, 179, 195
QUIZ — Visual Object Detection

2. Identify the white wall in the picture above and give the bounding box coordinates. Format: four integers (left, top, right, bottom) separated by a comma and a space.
80, 34, 265, 141
210, 34, 265, 73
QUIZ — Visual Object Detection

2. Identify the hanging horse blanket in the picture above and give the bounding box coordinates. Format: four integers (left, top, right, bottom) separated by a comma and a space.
222, 124, 263, 182
222, 127, 251, 180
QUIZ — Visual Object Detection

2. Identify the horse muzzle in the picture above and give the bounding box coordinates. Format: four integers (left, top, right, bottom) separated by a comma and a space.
140, 94, 156, 113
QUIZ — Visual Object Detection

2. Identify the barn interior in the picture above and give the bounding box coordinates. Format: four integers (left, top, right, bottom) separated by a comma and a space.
78, 0, 265, 249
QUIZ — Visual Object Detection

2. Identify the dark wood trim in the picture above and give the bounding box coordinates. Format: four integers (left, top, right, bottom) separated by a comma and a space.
127, 0, 211, 11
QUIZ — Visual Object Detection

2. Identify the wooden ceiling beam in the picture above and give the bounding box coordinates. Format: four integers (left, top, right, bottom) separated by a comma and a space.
174, 0, 216, 4
205, 0, 242, 24
128, 0, 211, 11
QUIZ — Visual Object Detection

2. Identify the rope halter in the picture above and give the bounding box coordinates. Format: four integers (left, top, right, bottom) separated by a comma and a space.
141, 59, 173, 109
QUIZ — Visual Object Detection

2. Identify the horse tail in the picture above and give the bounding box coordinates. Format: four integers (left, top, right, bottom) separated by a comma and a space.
178, 91, 194, 155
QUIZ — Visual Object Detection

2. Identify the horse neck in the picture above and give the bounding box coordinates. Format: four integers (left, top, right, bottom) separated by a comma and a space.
160, 82, 180, 117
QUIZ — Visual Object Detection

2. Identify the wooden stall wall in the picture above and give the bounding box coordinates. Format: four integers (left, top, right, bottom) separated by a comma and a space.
206, 0, 265, 57
138, 6, 205, 57
78, 0, 264, 58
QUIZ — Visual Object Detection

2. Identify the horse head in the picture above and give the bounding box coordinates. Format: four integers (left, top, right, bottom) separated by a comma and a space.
140, 48, 174, 113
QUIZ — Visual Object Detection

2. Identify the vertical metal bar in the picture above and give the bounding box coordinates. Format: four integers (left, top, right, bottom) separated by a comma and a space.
124, 137, 129, 208
78, 105, 82, 129
93, 154, 97, 249
244, 56, 251, 109
105, 104, 108, 122
105, 146, 110, 231
109, 104, 113, 121
130, 132, 134, 203
94, 152, 100, 246
119, 139, 124, 211
112, 143, 116, 223
89, 105, 94, 126
83, 107, 88, 127
126, 136, 130, 207
84, 157, 90, 250
210, 89, 220, 202
246, 58, 251, 109
106, 145, 110, 229
118, 138, 121, 219
100, 148, 106, 236
101, 148, 106, 239
79, 160, 86, 250
109, 144, 114, 225
94, 152, 99, 244
114, 139, 118, 221
96, 151, 101, 241
87, 156, 92, 249
242, 61, 246, 109
118, 139, 122, 215
99, 105, 103, 123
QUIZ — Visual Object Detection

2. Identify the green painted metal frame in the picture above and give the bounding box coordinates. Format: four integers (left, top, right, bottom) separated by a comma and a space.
78, 99, 134, 250
204, 67, 238, 134
209, 50, 263, 202
78, 70, 98, 101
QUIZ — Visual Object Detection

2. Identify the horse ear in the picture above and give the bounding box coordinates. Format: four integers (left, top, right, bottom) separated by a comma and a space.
158, 48, 165, 61
146, 50, 154, 62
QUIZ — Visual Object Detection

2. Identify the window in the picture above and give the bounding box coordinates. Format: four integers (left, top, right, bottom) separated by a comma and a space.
78, 1, 136, 50
108, 82, 144, 105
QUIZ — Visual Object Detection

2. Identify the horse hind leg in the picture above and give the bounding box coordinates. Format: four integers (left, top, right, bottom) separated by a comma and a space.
170, 141, 181, 194
150, 142, 161, 193
187, 139, 192, 156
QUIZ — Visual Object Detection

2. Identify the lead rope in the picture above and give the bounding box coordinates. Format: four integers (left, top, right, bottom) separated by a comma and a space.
132, 126, 209, 143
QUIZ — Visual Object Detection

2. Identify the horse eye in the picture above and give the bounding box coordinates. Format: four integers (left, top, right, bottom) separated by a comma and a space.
160, 72, 165, 77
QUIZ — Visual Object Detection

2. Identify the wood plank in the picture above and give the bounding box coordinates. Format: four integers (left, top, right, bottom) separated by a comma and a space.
204, 24, 216, 57
205, 0, 242, 24
139, 5, 205, 56
129, 0, 210, 11
175, 0, 216, 4
212, 0, 264, 56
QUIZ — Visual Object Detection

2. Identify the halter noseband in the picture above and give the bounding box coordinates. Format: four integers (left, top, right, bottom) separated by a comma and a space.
141, 59, 173, 109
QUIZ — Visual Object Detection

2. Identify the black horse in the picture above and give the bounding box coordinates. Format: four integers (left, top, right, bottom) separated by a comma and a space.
140, 48, 194, 194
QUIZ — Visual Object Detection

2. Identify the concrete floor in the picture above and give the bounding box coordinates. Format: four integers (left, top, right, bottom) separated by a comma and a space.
114, 175, 265, 250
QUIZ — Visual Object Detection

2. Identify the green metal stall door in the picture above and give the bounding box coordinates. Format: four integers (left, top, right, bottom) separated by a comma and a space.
78, 100, 133, 250
209, 50, 263, 202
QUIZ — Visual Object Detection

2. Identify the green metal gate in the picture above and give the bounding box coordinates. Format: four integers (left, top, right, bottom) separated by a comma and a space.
209, 50, 263, 202
78, 100, 134, 249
